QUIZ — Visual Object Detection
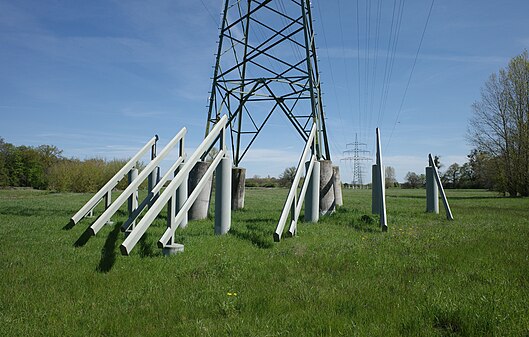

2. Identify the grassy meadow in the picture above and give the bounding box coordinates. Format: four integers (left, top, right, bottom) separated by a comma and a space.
0, 187, 528, 336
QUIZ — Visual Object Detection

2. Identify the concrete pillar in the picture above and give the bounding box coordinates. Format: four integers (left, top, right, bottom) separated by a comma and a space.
304, 160, 320, 222
127, 168, 139, 228
188, 161, 212, 220
215, 156, 231, 235
333, 166, 343, 207
319, 160, 335, 215
175, 163, 188, 228
104, 190, 112, 209
148, 167, 160, 207
163, 180, 185, 256
167, 195, 176, 236
426, 166, 439, 213
104, 190, 114, 225
231, 167, 246, 210
372, 164, 380, 214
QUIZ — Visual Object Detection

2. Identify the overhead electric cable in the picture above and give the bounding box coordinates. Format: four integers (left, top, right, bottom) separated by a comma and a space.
387, 0, 435, 148
315, 0, 347, 144
200, 0, 220, 26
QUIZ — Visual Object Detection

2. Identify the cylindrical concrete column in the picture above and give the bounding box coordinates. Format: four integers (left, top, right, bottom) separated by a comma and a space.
319, 160, 335, 215
304, 160, 320, 222
333, 166, 343, 207
372, 164, 380, 214
231, 167, 246, 210
175, 163, 188, 228
188, 161, 212, 220
426, 166, 439, 213
215, 157, 232, 235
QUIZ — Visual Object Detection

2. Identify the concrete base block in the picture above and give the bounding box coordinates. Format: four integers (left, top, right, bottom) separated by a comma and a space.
162, 244, 184, 256
319, 160, 335, 216
188, 161, 212, 220
231, 167, 246, 210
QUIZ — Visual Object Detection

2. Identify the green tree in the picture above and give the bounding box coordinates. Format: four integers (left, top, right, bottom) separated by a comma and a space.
384, 166, 397, 188
279, 166, 296, 187
468, 50, 529, 196
403, 171, 424, 189
442, 163, 461, 188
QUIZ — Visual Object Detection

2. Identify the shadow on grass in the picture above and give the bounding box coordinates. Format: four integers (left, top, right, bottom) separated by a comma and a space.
388, 194, 505, 200
138, 233, 162, 258
74, 228, 93, 247
348, 214, 382, 233
62, 219, 75, 230
229, 226, 274, 249
236, 217, 277, 223
96, 222, 122, 273
0, 205, 73, 217
73, 217, 102, 246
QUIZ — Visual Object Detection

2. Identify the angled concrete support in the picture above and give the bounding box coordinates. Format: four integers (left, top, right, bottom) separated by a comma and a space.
148, 167, 160, 207
375, 128, 388, 231
175, 163, 188, 228
304, 160, 320, 223
127, 168, 139, 230
428, 154, 454, 220
104, 191, 113, 225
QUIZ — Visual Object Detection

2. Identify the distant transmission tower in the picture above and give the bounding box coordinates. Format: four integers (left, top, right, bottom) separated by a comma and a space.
205, 0, 330, 166
341, 134, 371, 188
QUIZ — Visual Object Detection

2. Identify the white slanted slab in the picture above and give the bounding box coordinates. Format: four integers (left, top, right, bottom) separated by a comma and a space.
428, 153, 454, 220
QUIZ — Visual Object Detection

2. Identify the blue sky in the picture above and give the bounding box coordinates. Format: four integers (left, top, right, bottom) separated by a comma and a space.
1, 0, 528, 182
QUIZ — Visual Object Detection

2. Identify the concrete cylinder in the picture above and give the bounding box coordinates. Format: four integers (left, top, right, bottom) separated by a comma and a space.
215, 157, 232, 235
372, 164, 380, 215
188, 161, 212, 220
231, 167, 246, 210
426, 166, 439, 213
304, 160, 320, 222
319, 160, 335, 215
333, 166, 343, 207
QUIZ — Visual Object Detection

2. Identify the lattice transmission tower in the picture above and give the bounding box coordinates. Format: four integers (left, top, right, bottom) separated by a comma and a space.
341, 133, 371, 188
205, 0, 330, 167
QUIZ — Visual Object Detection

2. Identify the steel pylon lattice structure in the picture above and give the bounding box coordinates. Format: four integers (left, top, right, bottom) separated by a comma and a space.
341, 133, 371, 187
205, 0, 330, 167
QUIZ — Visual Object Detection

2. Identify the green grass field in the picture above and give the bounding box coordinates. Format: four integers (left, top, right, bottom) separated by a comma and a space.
1, 188, 528, 336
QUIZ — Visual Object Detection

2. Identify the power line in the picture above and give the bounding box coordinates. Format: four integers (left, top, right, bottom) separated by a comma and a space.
387, 0, 435, 148
200, 0, 220, 26
315, 0, 347, 144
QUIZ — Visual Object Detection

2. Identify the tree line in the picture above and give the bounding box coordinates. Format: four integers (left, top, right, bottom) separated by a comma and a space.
403, 50, 529, 196
0, 137, 132, 192
401, 151, 493, 189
